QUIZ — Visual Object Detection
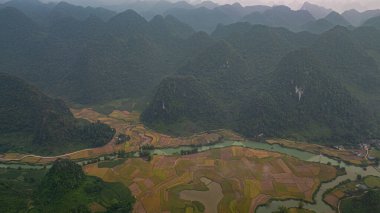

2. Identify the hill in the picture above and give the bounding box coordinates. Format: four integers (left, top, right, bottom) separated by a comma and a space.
363, 15, 380, 29
301, 2, 332, 19
324, 11, 351, 27
0, 7, 196, 105
143, 25, 380, 144
237, 50, 373, 143
342, 9, 380, 26
0, 73, 115, 155
301, 19, 334, 34
241, 6, 315, 31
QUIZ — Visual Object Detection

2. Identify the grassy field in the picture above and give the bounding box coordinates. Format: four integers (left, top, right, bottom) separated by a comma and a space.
84, 146, 337, 213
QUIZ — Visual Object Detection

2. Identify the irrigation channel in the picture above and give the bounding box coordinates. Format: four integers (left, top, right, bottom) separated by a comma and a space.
1, 140, 380, 212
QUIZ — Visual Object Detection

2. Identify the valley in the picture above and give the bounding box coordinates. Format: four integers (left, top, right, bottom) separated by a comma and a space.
1, 0, 380, 212
1, 107, 379, 213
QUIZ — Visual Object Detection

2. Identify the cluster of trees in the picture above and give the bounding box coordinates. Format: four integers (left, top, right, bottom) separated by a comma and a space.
341, 190, 380, 213
35, 159, 135, 212
180, 148, 198, 155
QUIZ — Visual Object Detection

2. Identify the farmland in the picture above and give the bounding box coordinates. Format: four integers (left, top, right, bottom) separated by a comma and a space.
84, 146, 337, 213
267, 139, 368, 166
323, 176, 380, 210
0, 108, 242, 164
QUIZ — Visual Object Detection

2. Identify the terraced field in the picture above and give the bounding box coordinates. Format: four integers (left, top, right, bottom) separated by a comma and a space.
0, 108, 242, 163
84, 146, 337, 213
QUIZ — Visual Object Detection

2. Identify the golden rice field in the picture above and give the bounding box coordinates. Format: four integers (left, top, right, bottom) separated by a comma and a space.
84, 146, 337, 213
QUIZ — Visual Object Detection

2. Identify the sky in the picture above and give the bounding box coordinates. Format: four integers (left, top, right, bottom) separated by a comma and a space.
39, 0, 380, 12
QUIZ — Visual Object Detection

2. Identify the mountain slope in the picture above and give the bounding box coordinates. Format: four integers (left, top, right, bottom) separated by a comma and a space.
342, 9, 380, 26
0, 73, 115, 155
141, 76, 222, 135
241, 6, 315, 31
301, 2, 332, 19
363, 15, 380, 29
301, 19, 334, 34
324, 11, 351, 26
238, 50, 373, 143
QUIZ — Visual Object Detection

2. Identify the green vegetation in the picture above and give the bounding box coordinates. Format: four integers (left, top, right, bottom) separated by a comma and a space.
0, 73, 115, 155
341, 190, 380, 213
0, 159, 135, 213
363, 176, 380, 188
98, 159, 126, 168
1, 4, 380, 147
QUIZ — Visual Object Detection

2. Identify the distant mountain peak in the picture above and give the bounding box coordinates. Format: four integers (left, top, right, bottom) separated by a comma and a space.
324, 11, 351, 26
109, 9, 146, 24
301, 1, 333, 19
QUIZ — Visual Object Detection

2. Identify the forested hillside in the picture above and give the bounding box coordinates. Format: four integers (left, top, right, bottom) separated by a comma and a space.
0, 73, 115, 155
1, 1, 380, 145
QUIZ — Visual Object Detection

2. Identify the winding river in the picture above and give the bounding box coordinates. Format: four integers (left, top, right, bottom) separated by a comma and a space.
1, 140, 379, 212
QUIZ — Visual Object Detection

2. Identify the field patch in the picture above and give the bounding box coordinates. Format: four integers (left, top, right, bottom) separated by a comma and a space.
84, 147, 337, 213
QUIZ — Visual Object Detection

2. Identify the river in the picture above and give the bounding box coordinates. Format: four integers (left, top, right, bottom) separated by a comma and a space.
1, 140, 379, 212
151, 140, 380, 213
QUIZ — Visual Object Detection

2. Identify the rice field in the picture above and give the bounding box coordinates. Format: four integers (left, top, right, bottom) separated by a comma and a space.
1, 108, 242, 163
84, 146, 337, 213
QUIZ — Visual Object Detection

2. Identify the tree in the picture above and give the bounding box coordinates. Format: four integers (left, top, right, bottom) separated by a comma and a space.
278, 206, 288, 213
298, 201, 304, 209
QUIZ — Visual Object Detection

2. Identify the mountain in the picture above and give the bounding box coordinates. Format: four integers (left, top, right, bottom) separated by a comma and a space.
342, 9, 380, 26
165, 6, 235, 32
363, 15, 380, 29
301, 2, 333, 19
311, 26, 380, 117
0, 6, 39, 39
238, 49, 373, 143
3, 0, 54, 25
301, 19, 334, 34
141, 76, 223, 135
299, 12, 351, 34
212, 24, 317, 76
48, 1, 116, 22
149, 14, 194, 39
241, 6, 315, 31
164, 3, 270, 33
1, 2, 380, 145
0, 6, 197, 105
107, 9, 148, 36
0, 73, 115, 155
195, 1, 219, 9
324, 11, 351, 27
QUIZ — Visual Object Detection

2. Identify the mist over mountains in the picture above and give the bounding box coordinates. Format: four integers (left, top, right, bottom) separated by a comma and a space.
1, 0, 380, 145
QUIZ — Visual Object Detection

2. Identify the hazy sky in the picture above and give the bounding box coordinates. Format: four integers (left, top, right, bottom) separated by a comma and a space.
40, 0, 380, 12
